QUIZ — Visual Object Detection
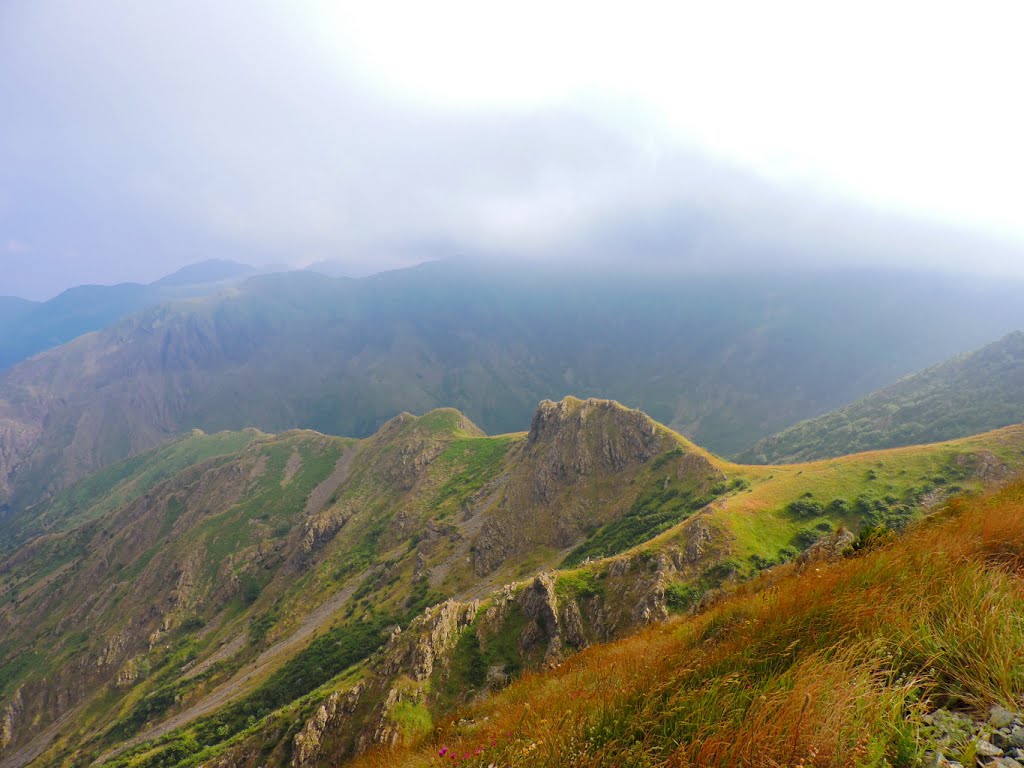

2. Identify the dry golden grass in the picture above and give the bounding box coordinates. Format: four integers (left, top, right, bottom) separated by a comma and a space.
354, 480, 1024, 768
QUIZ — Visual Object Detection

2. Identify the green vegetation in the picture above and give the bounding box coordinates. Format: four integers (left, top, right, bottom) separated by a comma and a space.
432, 436, 515, 512
2, 430, 260, 552
555, 570, 603, 601
107, 618, 390, 768
7, 265, 1024, 527
5, 398, 1024, 768
442, 606, 531, 707
561, 476, 722, 567
746, 330, 1024, 463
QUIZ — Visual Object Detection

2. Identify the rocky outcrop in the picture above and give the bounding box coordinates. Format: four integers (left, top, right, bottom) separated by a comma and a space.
920, 705, 1024, 768
798, 528, 857, 564
481, 574, 589, 667
380, 600, 479, 682
472, 398, 703, 576
955, 450, 1011, 484
291, 601, 478, 767
526, 398, 663, 500
291, 684, 363, 768
0, 687, 24, 750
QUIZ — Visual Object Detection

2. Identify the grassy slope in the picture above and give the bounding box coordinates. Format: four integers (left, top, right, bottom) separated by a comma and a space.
0, 409, 519, 767
744, 330, 1024, 464
356, 479, 1024, 768
706, 424, 1024, 567
1, 429, 263, 552
5, 404, 1024, 768
109, 425, 1024, 768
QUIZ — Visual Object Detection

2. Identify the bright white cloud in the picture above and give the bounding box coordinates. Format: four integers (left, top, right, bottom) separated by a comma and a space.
2, 0, 1023, 298
292, 0, 1024, 240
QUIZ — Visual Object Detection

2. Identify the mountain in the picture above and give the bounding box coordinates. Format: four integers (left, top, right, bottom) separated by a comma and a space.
4, 261, 1024, 518
744, 330, 1024, 464
0, 260, 256, 372
151, 259, 255, 287
368, 473, 1024, 768
0, 299, 34, 329
1, 397, 1022, 767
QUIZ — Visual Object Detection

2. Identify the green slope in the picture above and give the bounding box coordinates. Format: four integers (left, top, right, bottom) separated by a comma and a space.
2, 398, 1024, 768
0, 260, 254, 372
744, 330, 1024, 464
374, 478, 1024, 768
1, 429, 262, 553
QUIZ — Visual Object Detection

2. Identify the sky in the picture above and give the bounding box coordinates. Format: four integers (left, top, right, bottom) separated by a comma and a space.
2, 0, 1023, 299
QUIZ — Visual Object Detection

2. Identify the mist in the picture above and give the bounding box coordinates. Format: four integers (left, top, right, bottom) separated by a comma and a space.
2, 1, 1022, 299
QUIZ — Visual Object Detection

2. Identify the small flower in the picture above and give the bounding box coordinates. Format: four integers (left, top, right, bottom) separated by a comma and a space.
439, 747, 448, 757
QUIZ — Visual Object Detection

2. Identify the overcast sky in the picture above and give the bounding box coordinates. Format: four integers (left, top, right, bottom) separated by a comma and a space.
2, 0, 1023, 299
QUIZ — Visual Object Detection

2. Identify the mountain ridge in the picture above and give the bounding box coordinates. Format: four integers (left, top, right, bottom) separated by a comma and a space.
5, 263, 1024, 519
744, 330, 1024, 463
2, 397, 1023, 767
0, 259, 259, 372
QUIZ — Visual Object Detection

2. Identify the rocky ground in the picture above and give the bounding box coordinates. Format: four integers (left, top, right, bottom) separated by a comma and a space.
924, 706, 1024, 767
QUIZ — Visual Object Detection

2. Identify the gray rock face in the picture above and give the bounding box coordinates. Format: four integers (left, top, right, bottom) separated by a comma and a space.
798, 528, 857, 563
977, 739, 1005, 758
515, 573, 591, 664
472, 398, 719, 578
992, 706, 1016, 729
922, 706, 1024, 768
290, 600, 479, 767
0, 687, 23, 750
1010, 725, 1024, 748
291, 685, 363, 768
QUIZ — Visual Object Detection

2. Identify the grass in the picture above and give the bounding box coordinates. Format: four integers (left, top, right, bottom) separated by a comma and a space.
9, 416, 1024, 768
10, 430, 261, 548
353, 478, 1024, 768
194, 436, 346, 584
430, 436, 515, 513
561, 478, 721, 567
745, 331, 1024, 463
696, 432, 1024, 570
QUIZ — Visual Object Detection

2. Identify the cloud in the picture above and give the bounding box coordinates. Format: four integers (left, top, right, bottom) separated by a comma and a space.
0, 0, 1022, 299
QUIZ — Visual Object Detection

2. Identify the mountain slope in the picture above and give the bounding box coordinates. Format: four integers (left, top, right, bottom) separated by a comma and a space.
745, 330, 1024, 464
0, 299, 34, 330
2, 398, 1023, 768
151, 259, 255, 287
4, 262, 1024, 517
360, 477, 1024, 768
0, 260, 255, 372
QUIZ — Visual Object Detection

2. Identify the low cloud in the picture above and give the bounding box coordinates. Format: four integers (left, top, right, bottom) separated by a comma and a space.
1, 1, 1022, 298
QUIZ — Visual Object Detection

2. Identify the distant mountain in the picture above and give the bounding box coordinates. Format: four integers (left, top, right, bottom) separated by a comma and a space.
3, 261, 1024, 515
0, 260, 255, 371
0, 297, 35, 327
304, 255, 434, 279
2, 397, 1021, 767
151, 258, 255, 287
743, 331, 1024, 463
